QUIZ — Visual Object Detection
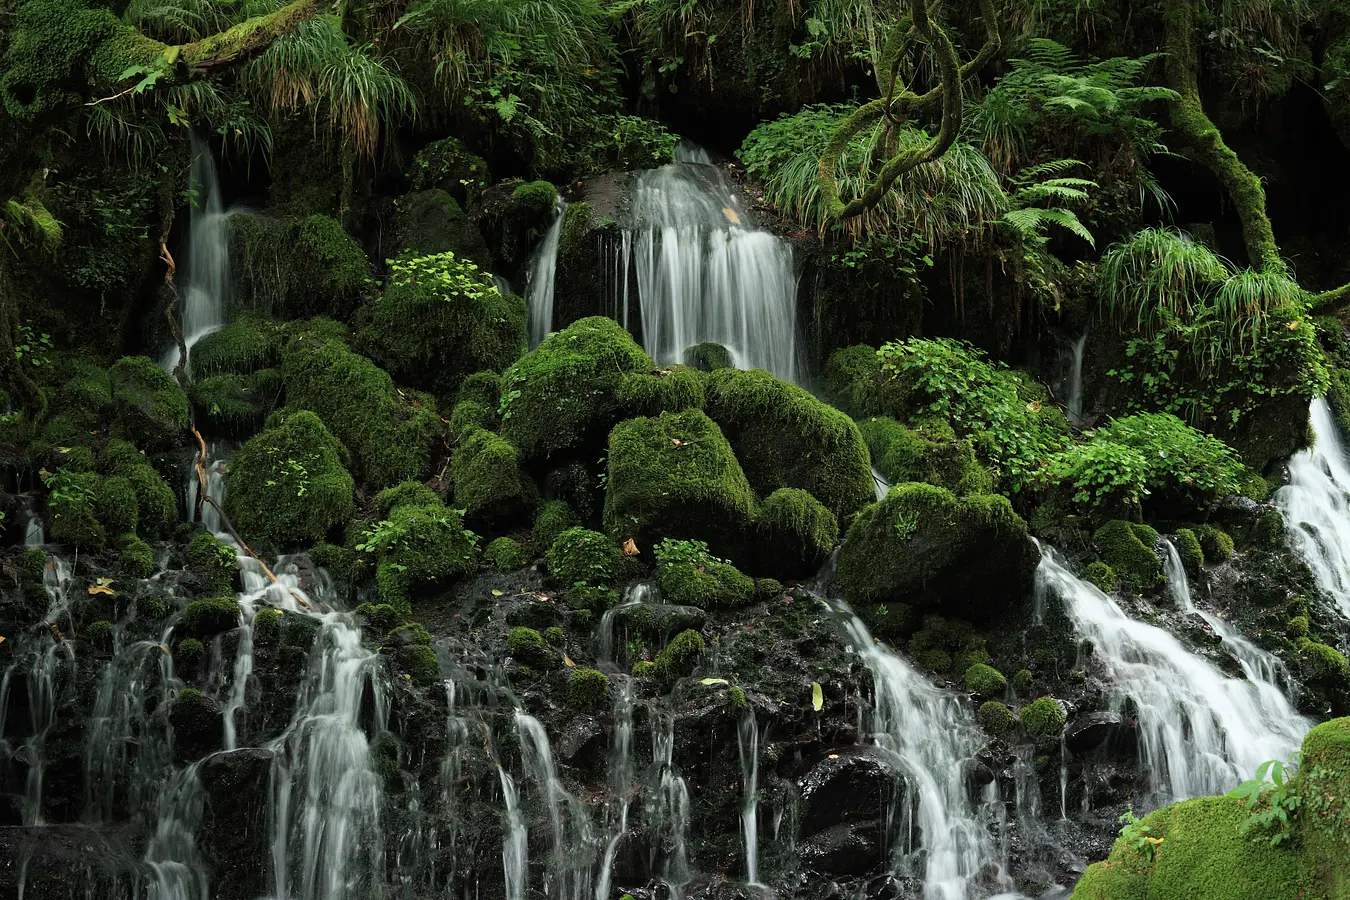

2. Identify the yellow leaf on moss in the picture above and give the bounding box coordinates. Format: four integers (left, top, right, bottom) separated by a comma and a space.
88, 578, 116, 596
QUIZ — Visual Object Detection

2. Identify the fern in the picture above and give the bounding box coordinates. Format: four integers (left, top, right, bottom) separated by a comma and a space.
1000, 161, 1096, 248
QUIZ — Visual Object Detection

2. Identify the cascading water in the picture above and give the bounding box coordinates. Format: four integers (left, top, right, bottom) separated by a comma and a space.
526, 199, 568, 347
737, 708, 763, 887
163, 133, 231, 372
594, 676, 635, 900
596, 581, 653, 670
1035, 546, 1310, 807
647, 707, 691, 896
515, 711, 596, 900
1277, 398, 1350, 619
831, 600, 1005, 900
621, 144, 799, 382
1058, 330, 1088, 427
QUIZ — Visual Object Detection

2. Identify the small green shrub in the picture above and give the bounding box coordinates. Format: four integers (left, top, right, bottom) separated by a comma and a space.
566, 667, 611, 711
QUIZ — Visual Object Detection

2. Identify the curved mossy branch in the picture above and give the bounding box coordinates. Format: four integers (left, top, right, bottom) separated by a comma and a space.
1163, 0, 1285, 275
819, 0, 1001, 221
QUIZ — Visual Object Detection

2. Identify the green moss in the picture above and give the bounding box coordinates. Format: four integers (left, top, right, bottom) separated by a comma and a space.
1094, 520, 1163, 593
604, 408, 757, 560
1194, 524, 1234, 563
388, 622, 432, 646
1250, 507, 1285, 550
357, 250, 525, 403
309, 541, 359, 581
1083, 561, 1117, 593
354, 603, 402, 633
547, 527, 627, 594
654, 629, 705, 685
566, 667, 611, 712
511, 181, 557, 213
408, 137, 489, 203
449, 400, 496, 436
224, 410, 355, 550
452, 427, 532, 524
109, 356, 190, 452
753, 488, 838, 577
705, 368, 874, 520
632, 661, 656, 678
118, 533, 154, 578
190, 318, 280, 378
860, 416, 992, 496
392, 190, 491, 262
978, 701, 1014, 737
617, 366, 706, 418
1020, 697, 1066, 742
21, 548, 46, 583
1301, 717, 1350, 897
1287, 615, 1310, 637
485, 537, 526, 571
84, 619, 113, 651
458, 371, 502, 408
284, 216, 371, 320
374, 481, 441, 516
507, 626, 558, 670
657, 555, 754, 609
543, 626, 565, 646
128, 464, 177, 537
838, 483, 1036, 620
533, 501, 579, 554
823, 344, 886, 415
175, 637, 205, 669
1174, 528, 1204, 577
188, 532, 236, 595
47, 470, 104, 549
755, 578, 784, 601
183, 596, 240, 637
1296, 638, 1350, 680
253, 608, 282, 643
500, 317, 654, 459
395, 643, 442, 686
96, 475, 138, 537
364, 500, 479, 610
1013, 668, 1034, 695
282, 333, 443, 489
683, 342, 733, 372
169, 687, 220, 753
965, 663, 1007, 698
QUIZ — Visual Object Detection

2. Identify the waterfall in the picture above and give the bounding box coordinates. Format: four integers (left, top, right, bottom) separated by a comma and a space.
596, 582, 653, 670
516, 711, 596, 900
526, 199, 568, 347
160, 132, 230, 371
1035, 547, 1310, 807
1061, 329, 1088, 427
1277, 398, 1350, 619
499, 766, 528, 900
647, 707, 691, 896
594, 676, 636, 900
622, 144, 799, 382
831, 601, 1003, 900
737, 708, 763, 887
871, 466, 891, 502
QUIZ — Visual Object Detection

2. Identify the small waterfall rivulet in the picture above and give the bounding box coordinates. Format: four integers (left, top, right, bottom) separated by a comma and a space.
737, 707, 763, 887
162, 133, 231, 372
624, 144, 799, 381
830, 601, 1006, 900
1277, 398, 1350, 619
1035, 546, 1310, 807
1056, 329, 1088, 427
526, 198, 568, 348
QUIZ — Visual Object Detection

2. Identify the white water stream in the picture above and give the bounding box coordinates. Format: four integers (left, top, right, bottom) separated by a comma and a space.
162, 133, 231, 372
1278, 398, 1350, 620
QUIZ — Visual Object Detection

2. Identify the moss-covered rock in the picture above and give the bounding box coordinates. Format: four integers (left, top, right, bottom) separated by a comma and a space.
755, 578, 784, 601
189, 318, 280, 378
604, 408, 757, 561
485, 537, 526, 571
183, 596, 241, 637
282, 333, 443, 488
96, 475, 138, 537
837, 483, 1036, 620
1094, 520, 1162, 593
978, 701, 1014, 737
110, 356, 189, 451
407, 137, 489, 207
656, 547, 754, 609
395, 643, 442, 686
1195, 524, 1234, 564
1013, 669, 1034, 695
654, 629, 705, 685
174, 637, 205, 669
566, 667, 611, 712
253, 608, 282, 643
683, 342, 733, 372
546, 527, 628, 606
1020, 697, 1066, 743
533, 501, 579, 555
363, 498, 479, 611
1296, 638, 1350, 680
507, 626, 558, 670
374, 481, 442, 515
224, 410, 355, 550
965, 663, 1007, 699
353, 603, 401, 633
705, 368, 874, 520
118, 533, 153, 578
189, 370, 279, 438
1083, 561, 1117, 594
390, 190, 491, 264
448, 400, 496, 437
618, 366, 706, 418
188, 532, 236, 595
859, 416, 991, 496
1174, 528, 1204, 577
752, 487, 838, 578
357, 251, 524, 403
500, 317, 654, 459
46, 470, 104, 549
169, 687, 223, 761
452, 427, 533, 526
283, 215, 371, 320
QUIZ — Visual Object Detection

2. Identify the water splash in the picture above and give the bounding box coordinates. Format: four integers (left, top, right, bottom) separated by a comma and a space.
1277, 398, 1350, 620
526, 199, 568, 347
163, 133, 231, 371
1036, 546, 1310, 807
831, 600, 1003, 900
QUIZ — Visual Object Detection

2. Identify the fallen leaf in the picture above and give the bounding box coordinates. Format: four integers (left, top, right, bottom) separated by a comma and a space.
700, 677, 729, 686
1026, 400, 1042, 412
563, 654, 577, 668
88, 577, 116, 596
722, 207, 741, 225
622, 538, 639, 556
491, 589, 504, 597
0, 636, 6, 645
828, 753, 839, 759
671, 438, 683, 447
812, 681, 824, 712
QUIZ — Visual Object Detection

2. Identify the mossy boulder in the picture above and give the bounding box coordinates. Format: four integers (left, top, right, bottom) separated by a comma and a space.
253, 608, 282, 643
282, 333, 443, 489
978, 701, 1014, 737
46, 470, 104, 549
189, 370, 279, 438
95, 475, 138, 537
374, 481, 442, 515
183, 596, 241, 637
365, 498, 479, 611
1083, 562, 1117, 594
965, 663, 1007, 699
1174, 528, 1204, 577
1296, 638, 1350, 681
395, 643, 442, 686
452, 427, 533, 526
189, 318, 280, 378
656, 548, 754, 609
500, 317, 654, 459
683, 342, 733, 372
110, 356, 190, 451
118, 533, 154, 578
654, 629, 705, 685
566, 667, 611, 712
752, 488, 838, 578
704, 368, 874, 521
604, 408, 757, 562
1020, 697, 1066, 743
357, 251, 525, 403
618, 366, 707, 418
1094, 520, 1162, 593
533, 501, 579, 555
1195, 524, 1234, 563
485, 537, 526, 571
390, 190, 492, 264
224, 411, 355, 550
507, 626, 558, 670
547, 527, 628, 608
169, 688, 223, 761
859, 416, 992, 496
838, 483, 1036, 620
283, 215, 371, 320
188, 532, 236, 595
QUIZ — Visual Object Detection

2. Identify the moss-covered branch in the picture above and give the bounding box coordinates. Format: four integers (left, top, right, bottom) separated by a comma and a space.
174, 0, 321, 76
1163, 0, 1284, 275
818, 0, 1001, 221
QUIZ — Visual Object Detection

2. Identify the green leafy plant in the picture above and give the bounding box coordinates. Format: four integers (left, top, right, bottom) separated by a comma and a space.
999, 159, 1096, 248
1117, 806, 1165, 862
1234, 753, 1304, 847
13, 323, 52, 368
653, 537, 724, 568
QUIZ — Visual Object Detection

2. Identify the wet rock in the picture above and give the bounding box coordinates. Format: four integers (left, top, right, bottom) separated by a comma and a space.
798, 820, 884, 876
557, 714, 605, 764
1065, 711, 1130, 754
797, 746, 900, 835
0, 824, 143, 897
616, 603, 708, 640
199, 747, 275, 900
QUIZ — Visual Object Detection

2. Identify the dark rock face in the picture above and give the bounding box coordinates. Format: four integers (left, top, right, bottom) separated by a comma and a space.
1065, 712, 1130, 754
199, 748, 275, 900
797, 746, 900, 836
